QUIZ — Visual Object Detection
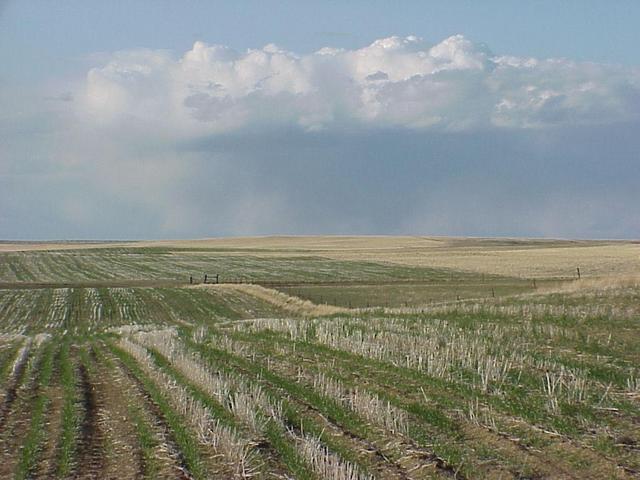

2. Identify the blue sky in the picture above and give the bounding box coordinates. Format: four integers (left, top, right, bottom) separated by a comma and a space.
3, 1, 640, 76
1, 1, 639, 239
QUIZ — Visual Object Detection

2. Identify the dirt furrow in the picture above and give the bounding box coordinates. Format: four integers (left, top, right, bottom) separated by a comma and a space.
198, 341, 444, 480
293, 392, 444, 479
73, 362, 104, 479
202, 335, 458, 478
0, 343, 30, 432
34, 384, 65, 479
242, 330, 625, 479
104, 349, 193, 479
86, 348, 145, 480
0, 346, 42, 477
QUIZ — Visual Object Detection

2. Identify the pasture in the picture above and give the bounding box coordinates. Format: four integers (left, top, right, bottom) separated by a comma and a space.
0, 236, 638, 479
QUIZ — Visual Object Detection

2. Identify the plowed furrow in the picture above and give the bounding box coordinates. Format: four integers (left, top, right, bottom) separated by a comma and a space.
35, 384, 65, 479
236, 330, 616, 479
0, 346, 30, 432
202, 337, 457, 479
90, 351, 145, 480
100, 346, 183, 479
0, 385, 36, 477
107, 351, 193, 479
292, 384, 452, 479
0, 347, 43, 478
74, 363, 104, 479
198, 341, 442, 479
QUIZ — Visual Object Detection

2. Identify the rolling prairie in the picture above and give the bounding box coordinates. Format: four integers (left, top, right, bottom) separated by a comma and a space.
0, 237, 638, 479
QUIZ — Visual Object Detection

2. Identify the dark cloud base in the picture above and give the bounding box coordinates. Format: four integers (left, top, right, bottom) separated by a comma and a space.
175, 121, 640, 239
3, 121, 639, 240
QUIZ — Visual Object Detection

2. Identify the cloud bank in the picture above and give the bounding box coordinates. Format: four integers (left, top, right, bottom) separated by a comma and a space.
83, 35, 640, 135
2, 35, 640, 239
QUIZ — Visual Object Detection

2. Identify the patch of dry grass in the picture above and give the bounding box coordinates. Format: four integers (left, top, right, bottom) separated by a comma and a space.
148, 236, 640, 279
198, 283, 346, 316
545, 274, 640, 293
321, 242, 640, 279
0, 241, 138, 252
3, 236, 637, 280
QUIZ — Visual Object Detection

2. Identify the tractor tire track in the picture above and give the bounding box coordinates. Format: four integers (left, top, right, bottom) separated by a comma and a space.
73, 362, 104, 479
35, 384, 65, 479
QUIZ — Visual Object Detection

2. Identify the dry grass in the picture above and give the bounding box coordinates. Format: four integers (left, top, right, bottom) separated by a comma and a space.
117, 337, 256, 476
0, 241, 138, 252
130, 328, 372, 479
321, 242, 640, 279
133, 329, 282, 433
2, 237, 638, 478
148, 235, 442, 251
0, 236, 434, 253
311, 372, 409, 435
295, 433, 373, 480
239, 316, 523, 391
200, 283, 346, 317
4, 236, 637, 279
543, 274, 640, 293
148, 236, 640, 279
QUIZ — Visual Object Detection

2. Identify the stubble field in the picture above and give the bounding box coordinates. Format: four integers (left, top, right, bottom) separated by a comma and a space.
0, 236, 638, 479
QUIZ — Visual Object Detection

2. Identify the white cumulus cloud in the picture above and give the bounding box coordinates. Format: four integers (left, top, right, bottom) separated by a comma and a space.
80, 35, 640, 136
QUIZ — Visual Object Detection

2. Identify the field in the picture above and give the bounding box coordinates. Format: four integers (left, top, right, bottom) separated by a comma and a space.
0, 236, 638, 479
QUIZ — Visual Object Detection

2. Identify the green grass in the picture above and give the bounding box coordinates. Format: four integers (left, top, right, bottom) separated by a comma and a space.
278, 278, 539, 307
1, 242, 639, 478
108, 343, 208, 480
184, 334, 393, 477
15, 340, 57, 480
225, 322, 629, 443
0, 247, 526, 286
201, 328, 474, 467
146, 343, 322, 478
90, 343, 163, 480
0, 341, 22, 381
128, 403, 162, 480
55, 341, 79, 478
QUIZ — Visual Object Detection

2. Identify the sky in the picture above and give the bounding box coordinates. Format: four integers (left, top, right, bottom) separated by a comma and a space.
1, 1, 639, 240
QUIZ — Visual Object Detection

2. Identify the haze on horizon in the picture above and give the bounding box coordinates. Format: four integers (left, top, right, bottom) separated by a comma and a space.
1, 1, 639, 240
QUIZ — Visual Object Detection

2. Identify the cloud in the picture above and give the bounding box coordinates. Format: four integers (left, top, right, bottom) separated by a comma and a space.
80, 35, 640, 135
45, 92, 74, 102
3, 35, 640, 240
